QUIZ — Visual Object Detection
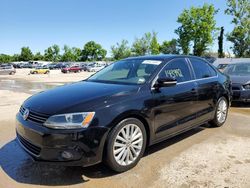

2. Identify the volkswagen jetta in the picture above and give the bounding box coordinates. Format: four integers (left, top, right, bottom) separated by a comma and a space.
16, 55, 231, 172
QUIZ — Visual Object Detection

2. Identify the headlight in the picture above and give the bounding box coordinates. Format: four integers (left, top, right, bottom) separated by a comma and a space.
44, 112, 95, 129
243, 84, 250, 90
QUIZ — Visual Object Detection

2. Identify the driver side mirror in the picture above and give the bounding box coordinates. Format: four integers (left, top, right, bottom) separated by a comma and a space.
154, 77, 177, 89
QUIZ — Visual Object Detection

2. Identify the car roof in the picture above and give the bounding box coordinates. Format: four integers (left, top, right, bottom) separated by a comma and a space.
124, 54, 208, 62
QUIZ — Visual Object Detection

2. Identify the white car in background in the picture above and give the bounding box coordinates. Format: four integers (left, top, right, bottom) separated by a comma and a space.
87, 64, 105, 72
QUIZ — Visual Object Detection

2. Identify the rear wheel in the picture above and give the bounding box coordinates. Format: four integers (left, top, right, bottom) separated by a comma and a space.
210, 97, 228, 127
105, 118, 146, 172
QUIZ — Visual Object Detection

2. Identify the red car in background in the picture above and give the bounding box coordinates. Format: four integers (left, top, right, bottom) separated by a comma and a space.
61, 66, 81, 73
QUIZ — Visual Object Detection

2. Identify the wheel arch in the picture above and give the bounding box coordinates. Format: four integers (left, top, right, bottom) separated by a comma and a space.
102, 111, 152, 161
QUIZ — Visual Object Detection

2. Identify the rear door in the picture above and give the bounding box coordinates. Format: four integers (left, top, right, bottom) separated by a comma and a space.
188, 58, 219, 123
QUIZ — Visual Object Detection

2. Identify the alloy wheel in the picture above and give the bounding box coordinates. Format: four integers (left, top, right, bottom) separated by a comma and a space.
113, 124, 143, 166
217, 99, 227, 123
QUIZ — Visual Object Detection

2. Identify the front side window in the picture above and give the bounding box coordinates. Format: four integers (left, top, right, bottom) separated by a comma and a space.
189, 58, 215, 79
88, 59, 162, 85
159, 58, 192, 83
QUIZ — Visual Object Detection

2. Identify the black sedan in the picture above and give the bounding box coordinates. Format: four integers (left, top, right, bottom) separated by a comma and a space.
224, 62, 250, 102
16, 55, 231, 172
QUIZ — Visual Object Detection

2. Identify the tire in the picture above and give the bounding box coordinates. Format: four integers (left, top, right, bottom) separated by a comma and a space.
105, 118, 147, 172
210, 96, 229, 127
34, 71, 38, 74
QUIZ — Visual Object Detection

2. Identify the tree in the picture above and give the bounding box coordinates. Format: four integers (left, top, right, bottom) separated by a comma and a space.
61, 45, 74, 62
19, 47, 33, 61
218, 27, 225, 58
111, 40, 131, 60
44, 44, 60, 62
150, 32, 160, 55
225, 0, 250, 57
61, 45, 82, 62
82, 41, 107, 61
160, 39, 180, 54
72, 47, 82, 61
132, 32, 152, 56
33, 52, 44, 60
0, 54, 13, 63
175, 4, 218, 56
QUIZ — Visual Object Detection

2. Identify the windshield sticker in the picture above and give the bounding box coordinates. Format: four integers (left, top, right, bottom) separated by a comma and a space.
142, 60, 161, 65
166, 69, 184, 78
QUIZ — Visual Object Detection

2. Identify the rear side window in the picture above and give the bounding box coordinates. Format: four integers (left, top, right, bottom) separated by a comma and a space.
189, 58, 216, 79
159, 58, 192, 83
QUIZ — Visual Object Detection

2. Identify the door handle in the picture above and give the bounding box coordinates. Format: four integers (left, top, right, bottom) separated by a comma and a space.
191, 88, 197, 94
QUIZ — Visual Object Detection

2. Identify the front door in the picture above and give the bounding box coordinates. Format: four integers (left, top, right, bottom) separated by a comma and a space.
152, 58, 198, 140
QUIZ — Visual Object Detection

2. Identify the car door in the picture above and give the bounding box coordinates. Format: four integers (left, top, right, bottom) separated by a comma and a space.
188, 57, 219, 123
152, 58, 199, 140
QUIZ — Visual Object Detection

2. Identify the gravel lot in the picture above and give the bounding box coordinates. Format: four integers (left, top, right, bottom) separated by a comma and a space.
0, 69, 250, 188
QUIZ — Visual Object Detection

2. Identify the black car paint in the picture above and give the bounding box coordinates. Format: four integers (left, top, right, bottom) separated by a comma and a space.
16, 55, 231, 167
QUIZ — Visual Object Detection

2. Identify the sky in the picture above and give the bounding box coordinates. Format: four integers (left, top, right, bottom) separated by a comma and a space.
0, 0, 234, 56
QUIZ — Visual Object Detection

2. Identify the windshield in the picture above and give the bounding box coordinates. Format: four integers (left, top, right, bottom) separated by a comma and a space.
88, 59, 162, 85
224, 63, 250, 76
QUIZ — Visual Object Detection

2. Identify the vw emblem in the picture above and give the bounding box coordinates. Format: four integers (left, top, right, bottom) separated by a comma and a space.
23, 109, 29, 120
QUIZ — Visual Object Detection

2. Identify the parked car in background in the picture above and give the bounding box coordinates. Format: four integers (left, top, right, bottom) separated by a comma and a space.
48, 64, 57, 70
87, 63, 105, 72
217, 64, 228, 72
80, 64, 88, 71
61, 65, 81, 73
30, 67, 50, 74
224, 62, 250, 102
0, 64, 16, 75
16, 55, 231, 172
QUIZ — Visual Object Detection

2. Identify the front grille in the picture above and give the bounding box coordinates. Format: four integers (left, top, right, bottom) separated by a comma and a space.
19, 106, 49, 124
17, 133, 41, 156
232, 86, 241, 90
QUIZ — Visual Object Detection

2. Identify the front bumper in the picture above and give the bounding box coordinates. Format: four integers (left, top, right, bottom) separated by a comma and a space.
16, 113, 109, 166
232, 89, 250, 102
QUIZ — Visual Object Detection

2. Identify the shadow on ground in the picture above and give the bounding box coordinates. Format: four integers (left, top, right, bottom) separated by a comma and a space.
0, 125, 208, 186
231, 102, 250, 108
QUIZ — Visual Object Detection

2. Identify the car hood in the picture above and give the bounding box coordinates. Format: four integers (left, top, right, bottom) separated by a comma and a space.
23, 81, 139, 115
230, 75, 250, 84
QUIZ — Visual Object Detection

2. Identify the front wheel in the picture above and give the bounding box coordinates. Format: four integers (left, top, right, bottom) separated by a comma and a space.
105, 118, 147, 172
210, 97, 228, 127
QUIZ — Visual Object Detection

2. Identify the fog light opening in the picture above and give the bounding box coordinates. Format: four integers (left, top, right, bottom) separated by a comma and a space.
61, 151, 73, 159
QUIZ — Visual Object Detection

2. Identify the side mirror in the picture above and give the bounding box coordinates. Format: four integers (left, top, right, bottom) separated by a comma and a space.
154, 77, 177, 89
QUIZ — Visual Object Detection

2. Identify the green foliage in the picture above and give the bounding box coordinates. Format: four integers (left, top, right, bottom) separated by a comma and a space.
160, 39, 180, 54
61, 45, 82, 62
150, 32, 160, 55
33, 52, 44, 61
175, 4, 218, 56
132, 32, 152, 56
19, 47, 33, 61
111, 40, 131, 60
225, 0, 250, 57
0, 54, 13, 63
132, 32, 161, 56
218, 27, 225, 58
82, 41, 107, 61
44, 44, 60, 62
